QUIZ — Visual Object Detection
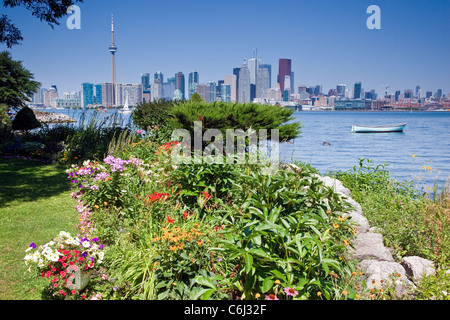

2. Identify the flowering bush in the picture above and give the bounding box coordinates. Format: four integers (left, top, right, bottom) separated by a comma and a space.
24, 231, 105, 299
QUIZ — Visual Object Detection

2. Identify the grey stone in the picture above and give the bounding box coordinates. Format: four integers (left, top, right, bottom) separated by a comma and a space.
314, 175, 352, 198
349, 232, 394, 262
358, 259, 413, 297
344, 210, 370, 234
401, 256, 435, 281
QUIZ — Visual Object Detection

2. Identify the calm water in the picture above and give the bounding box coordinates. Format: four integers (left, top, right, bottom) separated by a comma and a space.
280, 111, 450, 190
40, 109, 450, 189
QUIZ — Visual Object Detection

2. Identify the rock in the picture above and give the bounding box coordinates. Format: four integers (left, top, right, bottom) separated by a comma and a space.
358, 260, 413, 297
349, 232, 394, 262
400, 256, 435, 282
344, 210, 370, 234
33, 110, 76, 124
314, 175, 352, 198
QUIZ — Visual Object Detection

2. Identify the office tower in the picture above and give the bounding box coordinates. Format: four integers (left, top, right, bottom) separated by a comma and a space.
233, 67, 241, 101
151, 79, 162, 101
162, 77, 176, 100
290, 72, 294, 95
238, 60, 251, 103
248, 57, 261, 85
173, 89, 182, 101
154, 71, 164, 84
188, 70, 199, 99
298, 85, 307, 94
208, 81, 217, 102
109, 15, 118, 106
415, 86, 421, 98
221, 84, 231, 102
337, 84, 346, 97
354, 82, 362, 99
101, 83, 115, 107
395, 90, 401, 102
217, 80, 224, 100
118, 83, 143, 106
94, 84, 102, 105
314, 85, 322, 96
81, 83, 94, 109
256, 68, 270, 99
141, 73, 150, 90
436, 89, 443, 99
259, 64, 272, 88
197, 84, 210, 102
278, 58, 292, 94
176, 72, 185, 100
224, 74, 237, 102
404, 89, 413, 99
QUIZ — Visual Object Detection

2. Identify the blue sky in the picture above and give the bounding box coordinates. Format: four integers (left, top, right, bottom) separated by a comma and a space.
1, 0, 449, 96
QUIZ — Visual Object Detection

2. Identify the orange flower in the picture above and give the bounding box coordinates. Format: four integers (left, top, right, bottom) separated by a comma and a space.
166, 216, 175, 224
169, 245, 177, 251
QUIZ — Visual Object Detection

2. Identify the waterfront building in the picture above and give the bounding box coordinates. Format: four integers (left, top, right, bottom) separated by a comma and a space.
143, 89, 151, 103
436, 89, 443, 100
256, 68, 270, 99
51, 98, 81, 109
224, 74, 237, 102
81, 82, 94, 108
141, 73, 150, 90
278, 58, 292, 94
238, 61, 251, 103
334, 99, 371, 110
266, 85, 281, 101
354, 82, 362, 99
102, 83, 115, 107
176, 72, 185, 100
94, 84, 102, 105
297, 85, 307, 95
314, 85, 322, 96
43, 88, 58, 107
188, 70, 199, 99
120, 83, 143, 106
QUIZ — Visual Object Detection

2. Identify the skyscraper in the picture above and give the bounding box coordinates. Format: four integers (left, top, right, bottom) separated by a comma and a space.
354, 82, 362, 99
224, 74, 237, 102
176, 72, 185, 100
238, 60, 251, 103
141, 73, 150, 90
233, 67, 241, 101
102, 83, 115, 107
259, 64, 272, 88
208, 81, 217, 102
256, 68, 270, 99
81, 82, 94, 109
94, 84, 102, 105
337, 84, 346, 97
248, 57, 261, 86
109, 15, 118, 105
278, 59, 292, 94
197, 84, 210, 102
188, 71, 199, 99
154, 71, 164, 84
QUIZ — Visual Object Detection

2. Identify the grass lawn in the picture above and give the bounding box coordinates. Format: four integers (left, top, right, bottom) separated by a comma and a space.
0, 159, 77, 300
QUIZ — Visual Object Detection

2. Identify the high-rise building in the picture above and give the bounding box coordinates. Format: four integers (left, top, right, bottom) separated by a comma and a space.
197, 83, 210, 102
248, 57, 261, 85
208, 81, 217, 102
221, 84, 231, 102
116, 83, 143, 106
94, 84, 102, 105
238, 61, 251, 103
337, 84, 346, 97
109, 15, 118, 106
233, 67, 241, 101
81, 82, 94, 108
176, 72, 185, 100
102, 83, 115, 107
154, 71, 164, 84
141, 73, 150, 90
353, 82, 362, 99
436, 89, 443, 99
151, 79, 163, 101
278, 58, 292, 94
163, 77, 176, 100
188, 71, 199, 99
314, 85, 322, 96
224, 74, 237, 102
259, 64, 272, 88
256, 68, 270, 99
298, 85, 307, 95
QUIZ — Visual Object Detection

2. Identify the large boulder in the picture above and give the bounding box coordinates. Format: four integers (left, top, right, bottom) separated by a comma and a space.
348, 232, 394, 262
400, 256, 435, 282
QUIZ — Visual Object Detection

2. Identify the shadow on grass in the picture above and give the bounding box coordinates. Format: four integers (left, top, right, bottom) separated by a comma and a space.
0, 159, 71, 208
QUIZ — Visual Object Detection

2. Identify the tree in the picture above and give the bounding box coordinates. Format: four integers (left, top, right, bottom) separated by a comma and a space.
1, 0, 83, 47
0, 51, 40, 109
12, 105, 41, 133
189, 92, 204, 103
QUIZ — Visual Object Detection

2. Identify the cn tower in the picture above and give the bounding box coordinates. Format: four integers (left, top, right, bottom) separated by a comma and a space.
109, 14, 117, 105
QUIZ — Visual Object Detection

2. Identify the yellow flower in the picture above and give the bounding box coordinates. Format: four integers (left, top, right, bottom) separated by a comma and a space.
317, 292, 322, 297
169, 245, 177, 251
333, 222, 339, 229
412, 155, 416, 158
355, 294, 360, 299
342, 290, 348, 296
274, 280, 281, 286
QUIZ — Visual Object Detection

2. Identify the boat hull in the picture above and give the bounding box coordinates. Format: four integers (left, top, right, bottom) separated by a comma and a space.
351, 123, 406, 133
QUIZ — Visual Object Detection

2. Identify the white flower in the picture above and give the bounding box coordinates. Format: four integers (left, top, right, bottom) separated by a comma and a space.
82, 241, 90, 248
43, 246, 52, 255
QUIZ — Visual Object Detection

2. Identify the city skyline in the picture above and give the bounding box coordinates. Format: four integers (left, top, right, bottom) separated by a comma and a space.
1, 0, 449, 96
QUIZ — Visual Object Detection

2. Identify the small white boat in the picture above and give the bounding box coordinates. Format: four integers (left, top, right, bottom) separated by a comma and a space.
119, 93, 132, 114
351, 123, 406, 133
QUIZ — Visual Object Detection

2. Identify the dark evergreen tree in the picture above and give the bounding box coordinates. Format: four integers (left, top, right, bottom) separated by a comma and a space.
12, 106, 41, 133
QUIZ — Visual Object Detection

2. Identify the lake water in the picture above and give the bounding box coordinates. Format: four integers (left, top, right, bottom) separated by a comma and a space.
39, 109, 450, 190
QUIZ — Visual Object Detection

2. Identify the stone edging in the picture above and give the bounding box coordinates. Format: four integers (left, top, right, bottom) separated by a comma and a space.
315, 174, 436, 298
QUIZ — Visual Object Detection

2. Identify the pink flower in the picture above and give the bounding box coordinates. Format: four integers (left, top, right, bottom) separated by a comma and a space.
102, 274, 108, 280
265, 294, 279, 300
283, 287, 298, 297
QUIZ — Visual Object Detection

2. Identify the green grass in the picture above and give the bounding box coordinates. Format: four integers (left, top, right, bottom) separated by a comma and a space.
0, 159, 77, 300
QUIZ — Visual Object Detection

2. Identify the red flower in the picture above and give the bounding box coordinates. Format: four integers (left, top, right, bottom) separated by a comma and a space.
166, 216, 175, 224
71, 290, 77, 295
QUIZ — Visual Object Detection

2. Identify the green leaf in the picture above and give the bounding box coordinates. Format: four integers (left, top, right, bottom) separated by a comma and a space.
262, 277, 274, 293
